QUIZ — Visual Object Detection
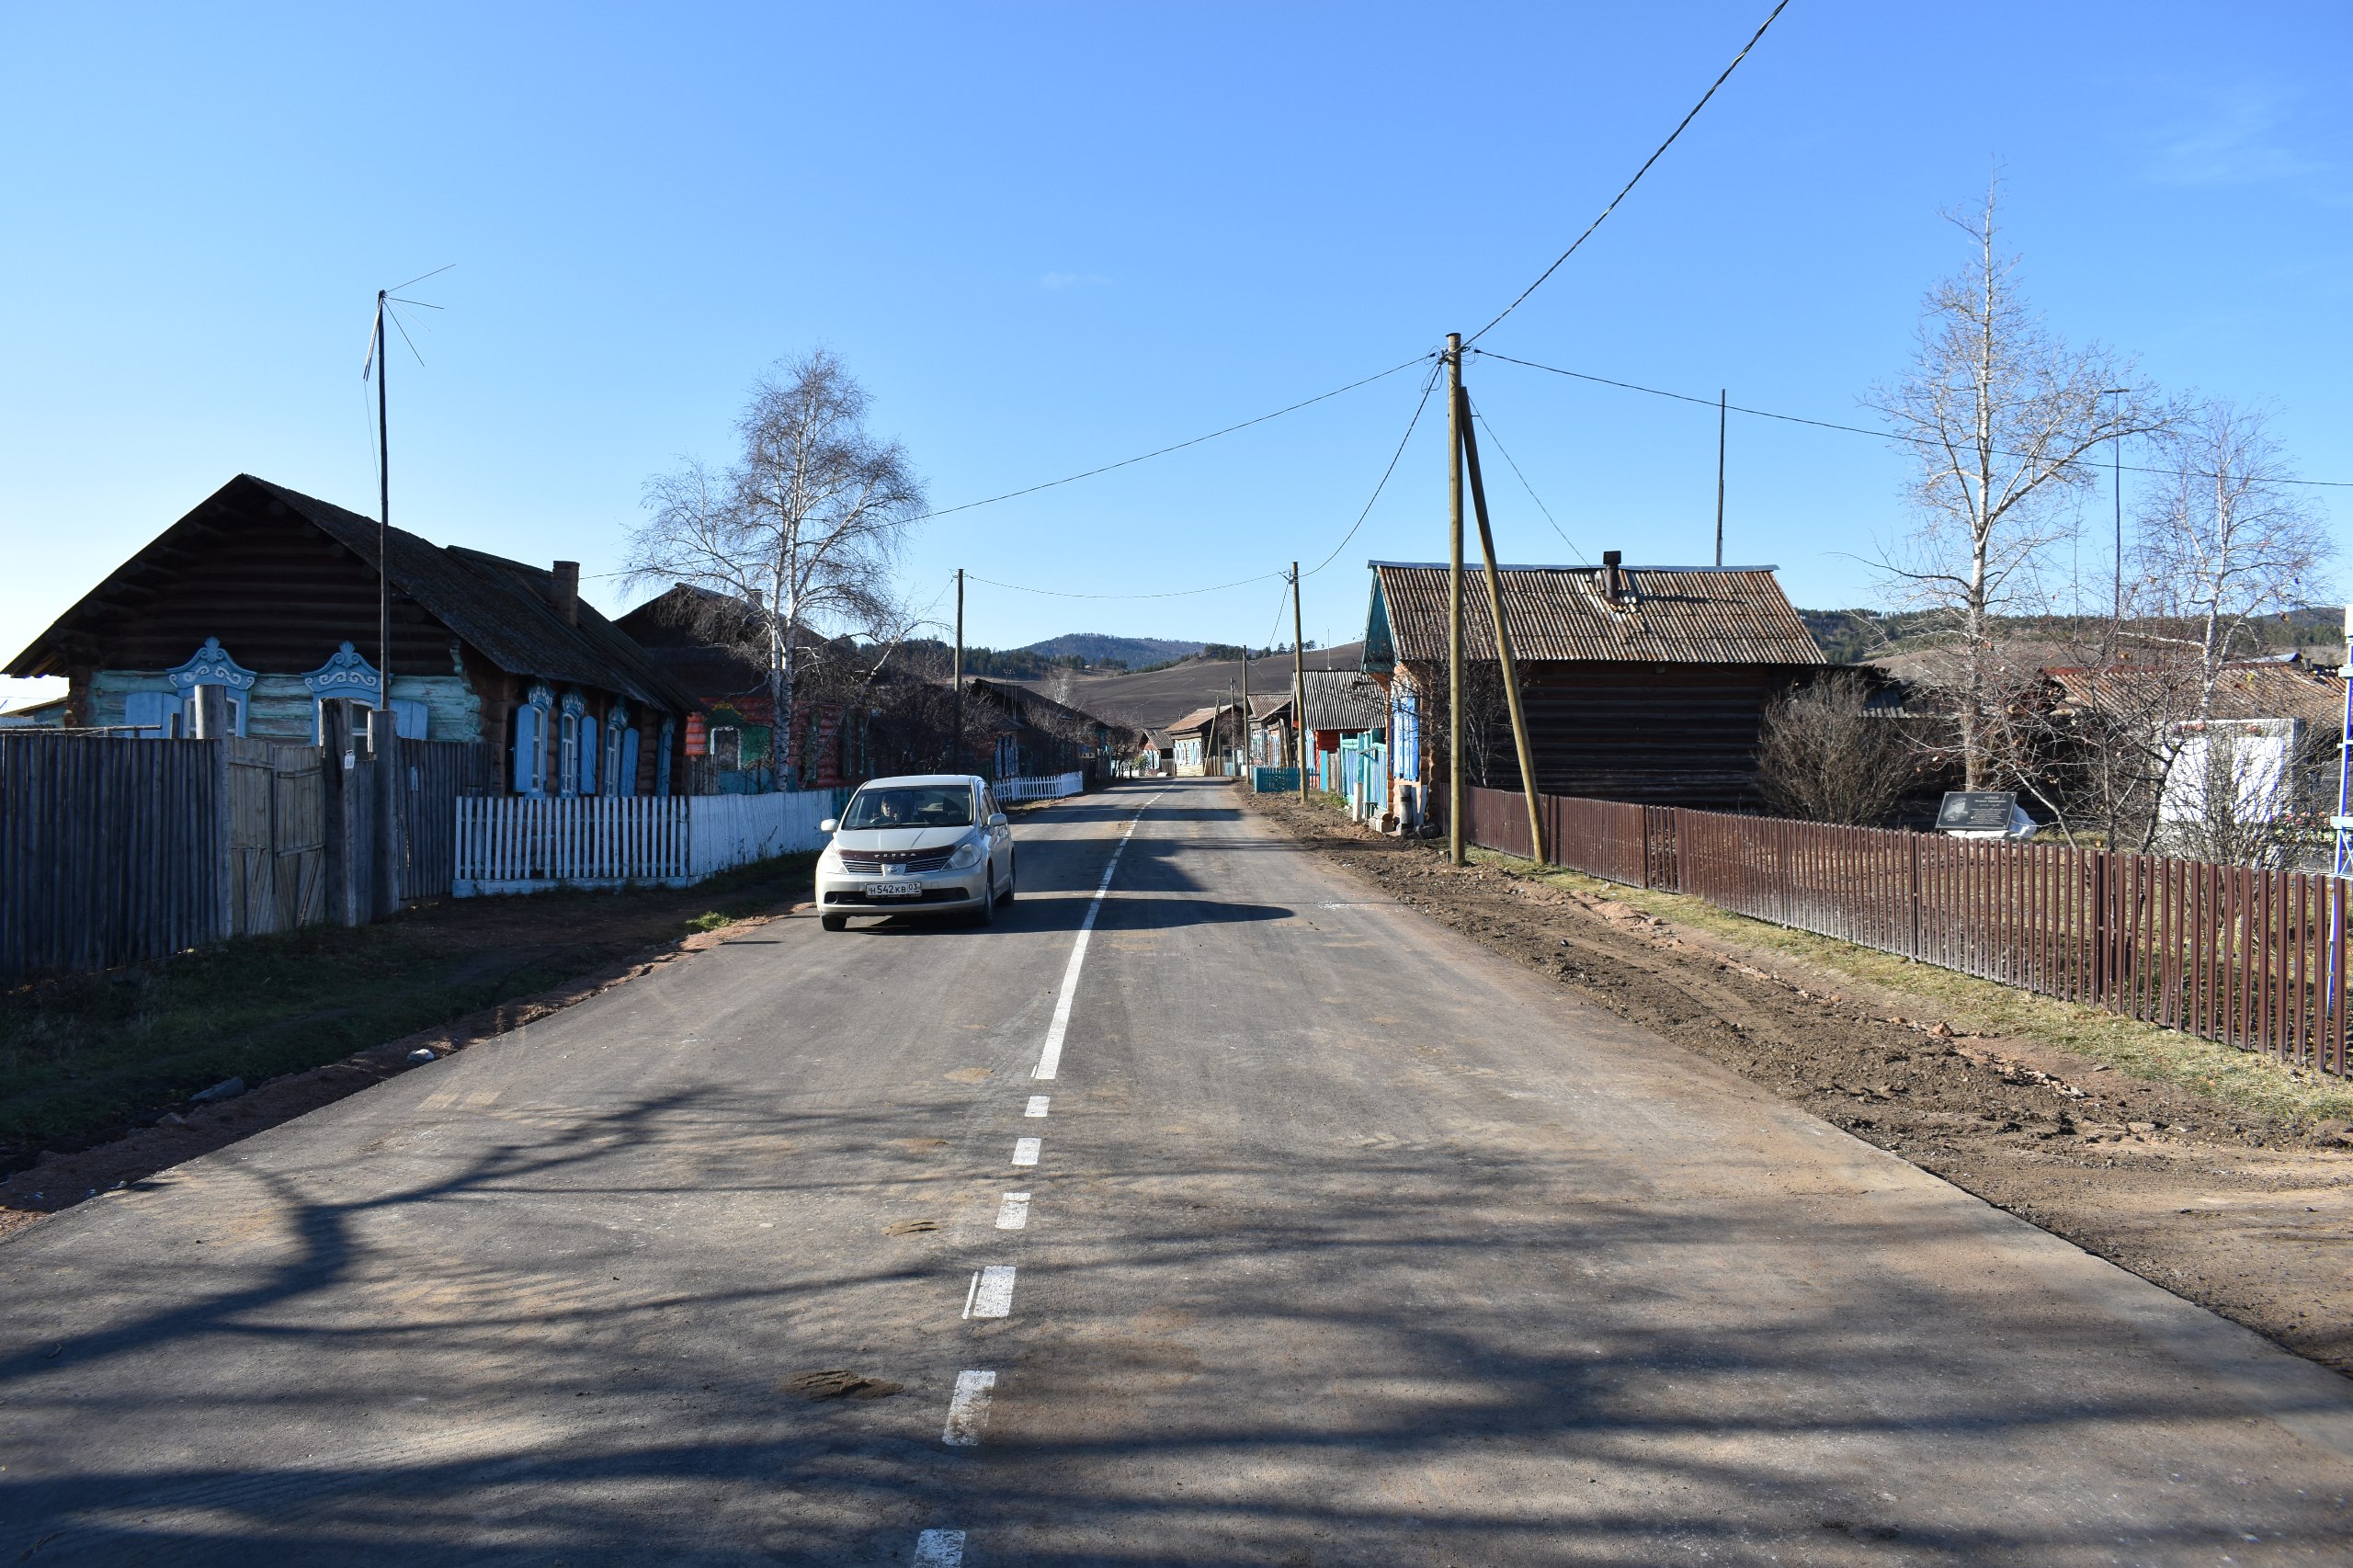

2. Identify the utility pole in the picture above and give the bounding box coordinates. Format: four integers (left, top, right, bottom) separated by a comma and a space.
1290, 562, 1308, 803
1714, 388, 1726, 569
1458, 380, 1545, 865
375, 290, 392, 712
1446, 332, 1466, 865
953, 568, 964, 772
1238, 644, 1250, 776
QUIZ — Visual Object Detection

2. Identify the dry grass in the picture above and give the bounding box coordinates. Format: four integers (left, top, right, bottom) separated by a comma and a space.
1466, 846, 2353, 1127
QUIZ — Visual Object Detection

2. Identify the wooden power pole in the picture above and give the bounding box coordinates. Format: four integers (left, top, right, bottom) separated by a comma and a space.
1238, 642, 1250, 777
953, 568, 964, 771
1446, 332, 1465, 865
1290, 562, 1307, 802
1457, 379, 1545, 865
374, 290, 392, 714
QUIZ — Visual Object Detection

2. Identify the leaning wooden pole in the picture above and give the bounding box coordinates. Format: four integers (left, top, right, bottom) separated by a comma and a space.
1290, 562, 1308, 803
1457, 382, 1546, 866
1445, 333, 1466, 865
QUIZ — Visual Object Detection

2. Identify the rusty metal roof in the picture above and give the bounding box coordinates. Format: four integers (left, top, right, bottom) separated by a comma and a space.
2050, 659, 2348, 726
1302, 670, 1386, 731
1367, 562, 1824, 667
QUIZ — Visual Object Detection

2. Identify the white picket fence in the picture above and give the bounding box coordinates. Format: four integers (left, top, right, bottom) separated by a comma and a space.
454, 790, 844, 895
995, 771, 1086, 804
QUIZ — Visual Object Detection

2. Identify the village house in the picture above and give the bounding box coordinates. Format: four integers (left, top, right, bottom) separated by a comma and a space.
1360, 553, 1826, 824
1301, 669, 1387, 791
963, 677, 1136, 782
1165, 702, 1250, 777
4, 474, 698, 795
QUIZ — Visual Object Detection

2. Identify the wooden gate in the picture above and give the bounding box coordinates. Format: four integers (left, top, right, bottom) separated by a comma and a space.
224, 736, 326, 937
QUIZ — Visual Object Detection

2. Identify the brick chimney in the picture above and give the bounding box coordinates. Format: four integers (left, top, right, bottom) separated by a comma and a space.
1601, 550, 1624, 605
551, 561, 579, 626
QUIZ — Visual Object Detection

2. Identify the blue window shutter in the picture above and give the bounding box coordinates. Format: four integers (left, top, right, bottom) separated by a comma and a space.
580, 716, 600, 795
123, 690, 181, 739
620, 727, 641, 797
513, 705, 539, 793
392, 699, 429, 740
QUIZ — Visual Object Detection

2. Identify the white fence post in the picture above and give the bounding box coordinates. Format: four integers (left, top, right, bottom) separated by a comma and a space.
454, 790, 838, 895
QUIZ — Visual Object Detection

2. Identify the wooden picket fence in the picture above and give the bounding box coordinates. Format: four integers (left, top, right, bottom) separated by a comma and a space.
1464, 784, 2352, 1077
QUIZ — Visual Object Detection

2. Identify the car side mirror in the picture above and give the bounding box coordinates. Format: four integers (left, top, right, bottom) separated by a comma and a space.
819, 818, 838, 834
988, 812, 1008, 827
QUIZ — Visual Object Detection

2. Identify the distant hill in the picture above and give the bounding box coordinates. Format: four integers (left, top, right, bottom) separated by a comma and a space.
1010, 642, 1366, 731
1019, 632, 1203, 668
1796, 606, 2343, 666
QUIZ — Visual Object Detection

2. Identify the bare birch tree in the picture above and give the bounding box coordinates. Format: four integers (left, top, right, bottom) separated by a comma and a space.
629, 351, 926, 791
1872, 179, 2161, 787
2132, 398, 2334, 719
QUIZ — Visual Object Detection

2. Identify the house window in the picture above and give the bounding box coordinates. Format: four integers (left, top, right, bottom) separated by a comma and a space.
710, 726, 741, 768
514, 682, 553, 795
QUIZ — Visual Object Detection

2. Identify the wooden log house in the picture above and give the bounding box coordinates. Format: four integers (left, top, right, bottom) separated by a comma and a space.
1360, 554, 1828, 823
5, 474, 699, 796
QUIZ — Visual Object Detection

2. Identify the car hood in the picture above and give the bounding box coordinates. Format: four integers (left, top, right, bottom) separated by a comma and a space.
832, 826, 974, 854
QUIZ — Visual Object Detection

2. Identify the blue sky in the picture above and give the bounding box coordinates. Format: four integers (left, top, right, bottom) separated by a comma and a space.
3, 1, 2347, 709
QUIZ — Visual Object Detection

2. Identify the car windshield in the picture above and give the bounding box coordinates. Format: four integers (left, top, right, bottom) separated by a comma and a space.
841, 784, 975, 831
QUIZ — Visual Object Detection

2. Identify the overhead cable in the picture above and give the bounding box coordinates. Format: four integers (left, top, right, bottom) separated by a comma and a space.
1467, 400, 1586, 562
1465, 0, 1791, 346
1303, 359, 1447, 577
912, 353, 1438, 525
1472, 348, 2353, 489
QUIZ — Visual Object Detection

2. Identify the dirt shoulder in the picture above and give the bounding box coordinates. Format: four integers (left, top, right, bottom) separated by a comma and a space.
1241, 788, 2353, 1380
0, 856, 818, 1240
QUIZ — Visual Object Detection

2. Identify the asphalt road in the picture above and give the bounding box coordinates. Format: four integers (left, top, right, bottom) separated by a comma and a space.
4, 779, 2350, 1564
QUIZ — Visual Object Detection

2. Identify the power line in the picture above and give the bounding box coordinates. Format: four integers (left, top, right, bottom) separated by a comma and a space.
1468, 400, 1586, 561
1466, 0, 1790, 346
965, 568, 1285, 601
911, 353, 1438, 525
971, 358, 1446, 600
1472, 347, 2353, 489
1303, 358, 1447, 577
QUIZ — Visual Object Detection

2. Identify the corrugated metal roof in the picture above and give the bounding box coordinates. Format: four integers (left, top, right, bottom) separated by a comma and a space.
2050, 660, 2347, 725
1369, 562, 1824, 667
1302, 670, 1386, 731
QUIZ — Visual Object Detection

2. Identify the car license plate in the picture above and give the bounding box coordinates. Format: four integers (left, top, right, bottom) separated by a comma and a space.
871, 880, 920, 899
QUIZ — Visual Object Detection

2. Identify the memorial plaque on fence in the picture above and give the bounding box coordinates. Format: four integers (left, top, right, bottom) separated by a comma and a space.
1937, 790, 2018, 833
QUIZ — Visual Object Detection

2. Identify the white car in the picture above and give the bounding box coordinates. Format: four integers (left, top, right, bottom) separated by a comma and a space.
815, 774, 1015, 931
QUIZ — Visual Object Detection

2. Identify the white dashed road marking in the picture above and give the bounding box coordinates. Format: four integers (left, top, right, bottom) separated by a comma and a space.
941, 1373, 996, 1447
996, 1192, 1031, 1230
1011, 1136, 1041, 1167
1026, 1095, 1051, 1117
969, 1265, 1017, 1319
1032, 795, 1159, 1080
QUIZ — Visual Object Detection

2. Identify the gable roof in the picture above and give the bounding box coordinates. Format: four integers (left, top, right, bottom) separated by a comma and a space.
1362, 561, 1824, 668
1302, 669, 1386, 731
7, 475, 697, 712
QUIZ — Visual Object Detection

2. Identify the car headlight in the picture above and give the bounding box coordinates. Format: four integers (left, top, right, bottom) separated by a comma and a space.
819, 845, 843, 870
948, 838, 982, 869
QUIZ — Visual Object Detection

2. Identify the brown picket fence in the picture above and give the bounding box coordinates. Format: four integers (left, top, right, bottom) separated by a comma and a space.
1463, 785, 2349, 1077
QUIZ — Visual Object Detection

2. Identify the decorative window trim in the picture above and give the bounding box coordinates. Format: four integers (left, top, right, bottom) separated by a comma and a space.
166, 638, 256, 692
301, 642, 381, 701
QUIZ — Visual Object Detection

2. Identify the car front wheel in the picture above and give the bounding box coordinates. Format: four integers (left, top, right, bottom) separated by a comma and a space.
971, 870, 996, 926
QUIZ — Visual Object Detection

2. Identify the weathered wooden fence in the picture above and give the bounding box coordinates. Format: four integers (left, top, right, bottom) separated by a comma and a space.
2, 733, 222, 980
2, 726, 494, 982
1463, 785, 2352, 1077
453, 789, 845, 894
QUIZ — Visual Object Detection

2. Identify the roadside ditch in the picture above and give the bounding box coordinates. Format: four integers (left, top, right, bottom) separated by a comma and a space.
1241, 786, 2353, 1381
